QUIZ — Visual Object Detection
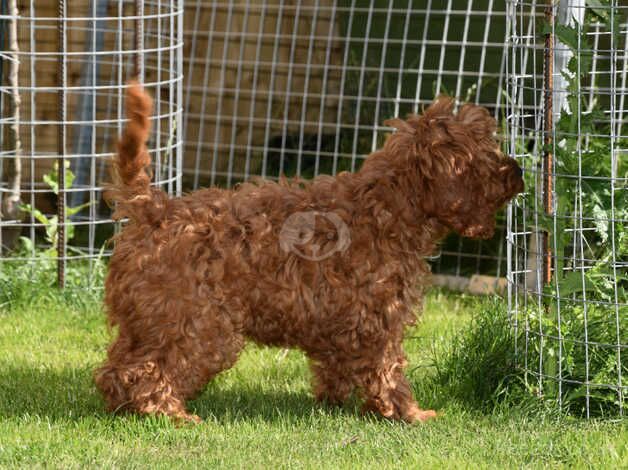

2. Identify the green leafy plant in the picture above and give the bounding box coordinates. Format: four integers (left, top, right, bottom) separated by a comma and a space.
0, 160, 106, 293
19, 160, 92, 257
521, 4, 628, 416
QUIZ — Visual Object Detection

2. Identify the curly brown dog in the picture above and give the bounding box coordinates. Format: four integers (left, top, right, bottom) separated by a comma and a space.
95, 83, 524, 423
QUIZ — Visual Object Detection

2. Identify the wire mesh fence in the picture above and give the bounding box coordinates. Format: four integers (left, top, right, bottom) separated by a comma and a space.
0, 0, 183, 288
181, 0, 515, 279
507, 0, 627, 417
0, 0, 518, 287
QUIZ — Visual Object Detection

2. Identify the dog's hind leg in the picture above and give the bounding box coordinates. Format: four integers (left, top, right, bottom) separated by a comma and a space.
95, 303, 245, 423
95, 343, 199, 422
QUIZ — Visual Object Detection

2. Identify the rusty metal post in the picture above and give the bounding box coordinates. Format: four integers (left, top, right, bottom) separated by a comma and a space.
543, 2, 554, 288
57, 0, 66, 288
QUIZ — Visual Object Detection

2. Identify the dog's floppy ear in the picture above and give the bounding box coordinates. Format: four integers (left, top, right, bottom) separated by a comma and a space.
381, 96, 496, 181
381, 117, 418, 162
405, 96, 468, 180
419, 95, 456, 121
380, 97, 460, 180
456, 102, 497, 142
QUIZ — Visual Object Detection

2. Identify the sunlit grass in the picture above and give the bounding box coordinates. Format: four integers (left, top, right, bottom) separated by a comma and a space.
0, 283, 625, 468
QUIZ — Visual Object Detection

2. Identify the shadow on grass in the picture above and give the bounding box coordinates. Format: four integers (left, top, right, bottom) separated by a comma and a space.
0, 364, 351, 424
0, 364, 104, 421
191, 385, 338, 423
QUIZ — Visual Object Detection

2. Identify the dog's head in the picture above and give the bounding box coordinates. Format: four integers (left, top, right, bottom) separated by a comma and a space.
383, 97, 524, 239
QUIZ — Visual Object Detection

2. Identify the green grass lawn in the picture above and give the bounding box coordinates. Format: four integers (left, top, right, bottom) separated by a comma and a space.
0, 287, 626, 469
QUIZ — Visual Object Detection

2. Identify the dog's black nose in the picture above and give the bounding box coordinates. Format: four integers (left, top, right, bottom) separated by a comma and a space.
511, 161, 525, 193
509, 159, 522, 178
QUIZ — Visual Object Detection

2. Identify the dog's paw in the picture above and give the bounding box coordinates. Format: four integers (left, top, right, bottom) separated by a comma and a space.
172, 412, 202, 426
404, 406, 437, 423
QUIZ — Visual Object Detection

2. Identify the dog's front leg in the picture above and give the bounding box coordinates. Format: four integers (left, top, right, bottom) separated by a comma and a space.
309, 357, 356, 406
357, 349, 436, 423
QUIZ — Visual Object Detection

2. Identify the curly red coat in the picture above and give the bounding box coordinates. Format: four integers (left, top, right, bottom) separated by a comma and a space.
95, 83, 523, 423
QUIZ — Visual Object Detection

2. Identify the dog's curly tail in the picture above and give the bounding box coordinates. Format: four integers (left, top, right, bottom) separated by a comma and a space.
112, 81, 153, 199
107, 82, 167, 224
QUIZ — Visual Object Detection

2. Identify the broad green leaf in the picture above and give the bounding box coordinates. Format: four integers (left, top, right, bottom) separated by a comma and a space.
43, 173, 59, 194
67, 223, 75, 241
586, 0, 610, 20
45, 215, 58, 244
66, 201, 94, 217
20, 203, 49, 226
557, 270, 595, 296
44, 160, 75, 194
540, 23, 586, 53
18, 236, 34, 253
